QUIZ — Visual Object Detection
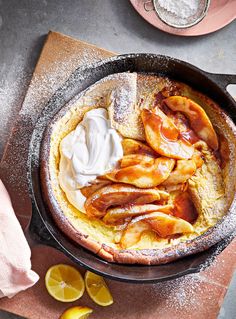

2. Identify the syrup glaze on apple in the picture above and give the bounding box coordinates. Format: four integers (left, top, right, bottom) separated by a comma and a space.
80, 93, 222, 249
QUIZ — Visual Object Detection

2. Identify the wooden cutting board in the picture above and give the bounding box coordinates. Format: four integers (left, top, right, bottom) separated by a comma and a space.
0, 31, 235, 319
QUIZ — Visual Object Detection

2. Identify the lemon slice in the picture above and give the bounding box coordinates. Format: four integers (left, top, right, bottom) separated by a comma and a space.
85, 271, 113, 306
60, 306, 93, 319
45, 264, 85, 302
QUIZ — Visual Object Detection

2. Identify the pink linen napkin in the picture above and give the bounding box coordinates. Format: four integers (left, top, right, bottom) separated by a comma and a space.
0, 179, 39, 298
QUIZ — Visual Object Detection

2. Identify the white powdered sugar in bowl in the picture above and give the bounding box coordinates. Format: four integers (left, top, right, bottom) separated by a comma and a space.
154, 0, 210, 28
158, 0, 200, 19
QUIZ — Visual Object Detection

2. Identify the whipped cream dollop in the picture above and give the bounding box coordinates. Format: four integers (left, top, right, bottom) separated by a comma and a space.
58, 108, 123, 212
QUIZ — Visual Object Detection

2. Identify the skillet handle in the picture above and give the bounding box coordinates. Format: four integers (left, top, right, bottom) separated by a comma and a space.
24, 203, 63, 252
206, 72, 236, 91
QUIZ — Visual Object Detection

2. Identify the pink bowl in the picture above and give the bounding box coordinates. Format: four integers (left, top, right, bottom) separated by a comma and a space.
130, 0, 236, 36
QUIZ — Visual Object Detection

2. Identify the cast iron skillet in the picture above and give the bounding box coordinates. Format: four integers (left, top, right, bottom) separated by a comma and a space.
27, 54, 236, 283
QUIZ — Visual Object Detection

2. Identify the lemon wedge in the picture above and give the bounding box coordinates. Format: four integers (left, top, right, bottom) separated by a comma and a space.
45, 264, 85, 302
85, 271, 113, 306
60, 306, 93, 319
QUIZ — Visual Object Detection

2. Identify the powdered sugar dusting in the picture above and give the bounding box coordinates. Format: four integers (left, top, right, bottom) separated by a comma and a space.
20, 47, 106, 119
1, 51, 236, 294
0, 61, 30, 158
112, 82, 136, 122
158, 274, 202, 310
158, 0, 200, 19
106, 270, 225, 318
155, 0, 208, 27
1, 46, 108, 202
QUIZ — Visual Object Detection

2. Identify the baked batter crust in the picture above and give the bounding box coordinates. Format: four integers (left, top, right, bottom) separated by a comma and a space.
40, 73, 236, 264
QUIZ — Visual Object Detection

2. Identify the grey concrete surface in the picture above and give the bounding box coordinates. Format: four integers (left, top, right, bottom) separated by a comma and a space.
0, 0, 235, 318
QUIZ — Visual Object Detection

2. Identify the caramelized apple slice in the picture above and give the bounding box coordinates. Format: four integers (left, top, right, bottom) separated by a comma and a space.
164, 96, 218, 150
122, 138, 158, 157
141, 109, 194, 159
162, 159, 196, 186
146, 212, 194, 237
120, 154, 154, 168
120, 220, 150, 249
85, 184, 169, 218
161, 183, 187, 193
154, 107, 179, 139
192, 149, 204, 168
81, 179, 112, 198
106, 157, 175, 188
120, 212, 193, 248
114, 220, 131, 231
104, 204, 173, 224
173, 191, 198, 223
